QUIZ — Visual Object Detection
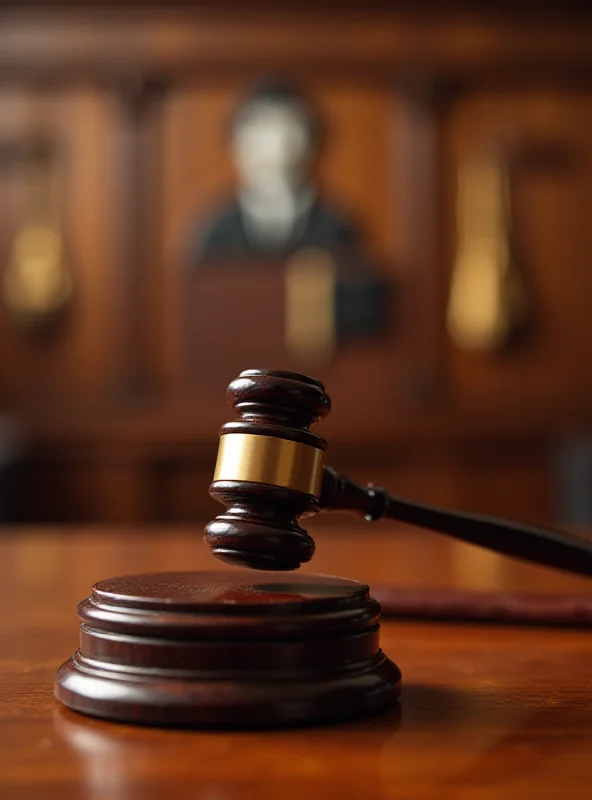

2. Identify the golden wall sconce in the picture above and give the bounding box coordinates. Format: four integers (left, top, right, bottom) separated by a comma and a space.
2, 138, 73, 329
447, 147, 528, 353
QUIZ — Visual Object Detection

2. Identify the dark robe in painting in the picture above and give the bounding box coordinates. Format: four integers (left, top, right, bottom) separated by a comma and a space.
189, 198, 360, 264
186, 196, 390, 340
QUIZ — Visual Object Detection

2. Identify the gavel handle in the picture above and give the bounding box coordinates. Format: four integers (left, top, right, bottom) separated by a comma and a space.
320, 466, 592, 579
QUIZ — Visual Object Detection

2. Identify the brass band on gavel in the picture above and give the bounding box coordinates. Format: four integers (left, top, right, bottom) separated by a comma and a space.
213, 434, 324, 498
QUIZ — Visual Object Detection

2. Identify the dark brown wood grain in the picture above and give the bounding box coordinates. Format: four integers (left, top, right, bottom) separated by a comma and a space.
3, 523, 592, 799
206, 370, 331, 570
54, 570, 400, 727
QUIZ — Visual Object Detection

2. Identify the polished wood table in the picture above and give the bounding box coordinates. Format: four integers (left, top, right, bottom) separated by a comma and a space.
2, 521, 592, 799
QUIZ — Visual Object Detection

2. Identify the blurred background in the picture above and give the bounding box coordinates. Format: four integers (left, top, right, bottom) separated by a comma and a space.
1, 2, 591, 529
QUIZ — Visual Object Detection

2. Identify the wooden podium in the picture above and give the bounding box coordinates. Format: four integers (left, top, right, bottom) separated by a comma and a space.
183, 266, 288, 388
182, 259, 391, 390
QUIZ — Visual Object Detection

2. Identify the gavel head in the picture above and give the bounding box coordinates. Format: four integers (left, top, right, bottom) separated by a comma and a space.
204, 369, 331, 571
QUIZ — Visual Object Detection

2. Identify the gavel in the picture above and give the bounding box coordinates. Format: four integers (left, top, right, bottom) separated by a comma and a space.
55, 366, 592, 728
205, 368, 592, 577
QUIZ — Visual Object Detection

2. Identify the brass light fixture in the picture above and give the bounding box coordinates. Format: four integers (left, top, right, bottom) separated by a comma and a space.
447, 146, 528, 353
2, 139, 72, 328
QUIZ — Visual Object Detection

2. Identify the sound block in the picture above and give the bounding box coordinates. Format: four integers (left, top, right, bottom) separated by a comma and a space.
54, 571, 401, 728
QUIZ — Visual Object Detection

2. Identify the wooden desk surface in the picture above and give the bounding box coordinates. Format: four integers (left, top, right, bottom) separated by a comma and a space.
2, 521, 592, 799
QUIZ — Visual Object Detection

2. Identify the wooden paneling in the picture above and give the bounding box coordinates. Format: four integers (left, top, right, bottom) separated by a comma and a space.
310, 82, 399, 263
0, 6, 590, 525
160, 84, 243, 395
0, 87, 121, 410
444, 90, 592, 422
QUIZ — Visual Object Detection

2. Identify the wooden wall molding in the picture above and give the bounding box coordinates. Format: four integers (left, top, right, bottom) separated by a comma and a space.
1, 13, 592, 85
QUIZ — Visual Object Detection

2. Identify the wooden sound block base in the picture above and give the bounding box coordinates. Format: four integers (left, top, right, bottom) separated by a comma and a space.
54, 571, 401, 728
